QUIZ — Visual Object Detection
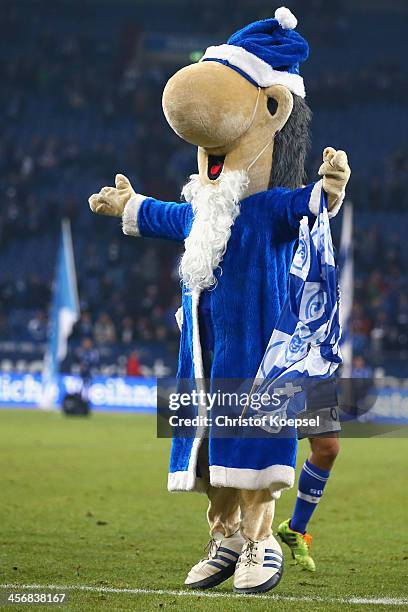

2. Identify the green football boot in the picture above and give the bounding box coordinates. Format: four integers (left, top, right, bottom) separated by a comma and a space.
277, 519, 316, 572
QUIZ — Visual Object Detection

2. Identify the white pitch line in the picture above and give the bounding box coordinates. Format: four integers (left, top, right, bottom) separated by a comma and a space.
1, 584, 408, 606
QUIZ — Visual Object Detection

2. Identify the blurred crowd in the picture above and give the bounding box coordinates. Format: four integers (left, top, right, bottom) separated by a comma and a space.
0, 0, 407, 375
2, 219, 406, 373
352, 223, 408, 364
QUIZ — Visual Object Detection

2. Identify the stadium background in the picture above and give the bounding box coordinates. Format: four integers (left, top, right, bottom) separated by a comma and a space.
1, 1, 408, 610
1, 0, 407, 389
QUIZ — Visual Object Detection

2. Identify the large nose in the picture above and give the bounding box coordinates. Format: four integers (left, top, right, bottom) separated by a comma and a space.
162, 61, 259, 148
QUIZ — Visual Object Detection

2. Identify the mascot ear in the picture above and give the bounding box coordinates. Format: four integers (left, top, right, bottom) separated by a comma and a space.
264, 85, 294, 133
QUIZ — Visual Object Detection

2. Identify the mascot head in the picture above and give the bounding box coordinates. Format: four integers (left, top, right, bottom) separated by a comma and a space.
162, 7, 312, 291
162, 7, 311, 200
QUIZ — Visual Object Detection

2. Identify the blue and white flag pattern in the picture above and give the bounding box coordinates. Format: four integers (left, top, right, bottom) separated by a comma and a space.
41, 219, 79, 405
253, 188, 342, 419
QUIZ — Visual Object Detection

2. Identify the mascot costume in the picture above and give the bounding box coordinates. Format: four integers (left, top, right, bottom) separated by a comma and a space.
89, 7, 350, 594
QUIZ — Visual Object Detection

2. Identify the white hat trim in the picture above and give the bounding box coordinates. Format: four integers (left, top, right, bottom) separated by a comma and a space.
201, 44, 306, 98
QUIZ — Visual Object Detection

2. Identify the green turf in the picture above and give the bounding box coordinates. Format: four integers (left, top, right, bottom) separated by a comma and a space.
0, 409, 407, 611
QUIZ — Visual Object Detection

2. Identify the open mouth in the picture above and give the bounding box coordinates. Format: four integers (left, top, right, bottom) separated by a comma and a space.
207, 155, 225, 181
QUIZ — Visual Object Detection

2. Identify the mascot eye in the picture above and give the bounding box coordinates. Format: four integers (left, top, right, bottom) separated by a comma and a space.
267, 97, 278, 116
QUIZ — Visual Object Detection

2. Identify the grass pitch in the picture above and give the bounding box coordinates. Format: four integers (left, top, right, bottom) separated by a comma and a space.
0, 409, 407, 611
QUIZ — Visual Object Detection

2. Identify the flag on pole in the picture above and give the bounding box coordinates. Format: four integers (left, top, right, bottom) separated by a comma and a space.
339, 202, 354, 377
41, 219, 79, 407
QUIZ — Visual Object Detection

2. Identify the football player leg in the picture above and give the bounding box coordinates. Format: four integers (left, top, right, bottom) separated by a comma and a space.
278, 429, 340, 572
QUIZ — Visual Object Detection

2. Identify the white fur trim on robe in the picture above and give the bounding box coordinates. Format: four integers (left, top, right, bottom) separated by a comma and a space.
167, 289, 208, 494
309, 179, 345, 218
168, 464, 294, 498
122, 193, 146, 237
210, 464, 295, 499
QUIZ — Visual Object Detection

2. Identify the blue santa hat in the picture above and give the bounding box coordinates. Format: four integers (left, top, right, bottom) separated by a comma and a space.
200, 7, 309, 98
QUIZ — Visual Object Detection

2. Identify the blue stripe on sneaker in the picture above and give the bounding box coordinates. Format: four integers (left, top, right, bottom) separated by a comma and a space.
218, 547, 239, 559
263, 562, 282, 569
215, 554, 235, 564
264, 555, 282, 562
207, 560, 227, 571
265, 549, 283, 557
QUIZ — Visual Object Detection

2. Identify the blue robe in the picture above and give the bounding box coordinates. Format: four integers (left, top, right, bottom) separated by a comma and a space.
132, 181, 320, 494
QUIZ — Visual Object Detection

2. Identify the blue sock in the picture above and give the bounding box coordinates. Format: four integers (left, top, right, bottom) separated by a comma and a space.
290, 459, 330, 534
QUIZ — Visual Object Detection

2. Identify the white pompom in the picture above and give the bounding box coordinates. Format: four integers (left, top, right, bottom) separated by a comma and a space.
274, 6, 297, 30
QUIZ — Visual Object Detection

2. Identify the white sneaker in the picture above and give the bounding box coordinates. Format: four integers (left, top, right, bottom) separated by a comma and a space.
233, 534, 284, 594
185, 530, 245, 589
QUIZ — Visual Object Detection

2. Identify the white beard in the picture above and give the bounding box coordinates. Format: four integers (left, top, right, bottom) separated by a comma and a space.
180, 170, 249, 293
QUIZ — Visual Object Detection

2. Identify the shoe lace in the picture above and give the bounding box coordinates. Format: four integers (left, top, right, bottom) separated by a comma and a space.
203, 538, 219, 560
243, 540, 259, 567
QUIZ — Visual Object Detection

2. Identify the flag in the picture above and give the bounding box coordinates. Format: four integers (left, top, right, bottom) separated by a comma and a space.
41, 219, 79, 406
246, 187, 342, 427
338, 202, 354, 376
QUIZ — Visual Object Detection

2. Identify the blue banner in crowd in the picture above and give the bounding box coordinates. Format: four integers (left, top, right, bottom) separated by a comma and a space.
0, 373, 156, 413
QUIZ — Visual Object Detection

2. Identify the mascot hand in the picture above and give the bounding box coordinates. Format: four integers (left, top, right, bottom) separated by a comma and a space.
318, 147, 351, 215
88, 174, 135, 217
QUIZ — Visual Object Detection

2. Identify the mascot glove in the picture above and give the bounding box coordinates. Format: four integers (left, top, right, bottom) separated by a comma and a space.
318, 147, 351, 217
88, 174, 135, 217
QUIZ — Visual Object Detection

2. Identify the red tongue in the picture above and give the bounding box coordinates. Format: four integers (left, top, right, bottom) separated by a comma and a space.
210, 164, 222, 176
